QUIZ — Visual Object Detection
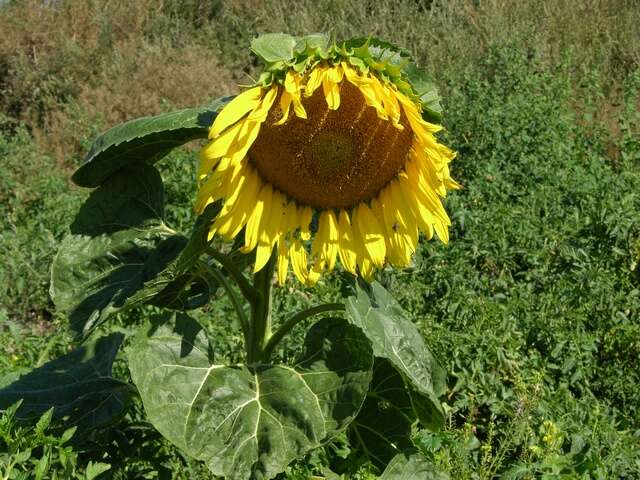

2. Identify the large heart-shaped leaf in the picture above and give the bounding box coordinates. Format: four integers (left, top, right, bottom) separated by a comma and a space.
72, 97, 230, 187
51, 165, 219, 336
51, 227, 187, 335
0, 334, 129, 434
128, 314, 373, 480
70, 163, 165, 236
346, 281, 445, 430
380, 452, 448, 480
349, 359, 415, 468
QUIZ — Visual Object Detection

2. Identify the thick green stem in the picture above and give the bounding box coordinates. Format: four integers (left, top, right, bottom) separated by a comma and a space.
260, 303, 346, 361
247, 252, 276, 364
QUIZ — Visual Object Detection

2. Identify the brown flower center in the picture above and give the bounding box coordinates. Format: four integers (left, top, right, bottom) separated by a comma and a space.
248, 80, 414, 209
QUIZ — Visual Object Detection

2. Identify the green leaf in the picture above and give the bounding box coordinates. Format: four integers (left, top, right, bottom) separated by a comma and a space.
13, 449, 32, 464
34, 408, 54, 436
294, 33, 329, 55
60, 426, 77, 444
346, 281, 445, 430
350, 359, 415, 468
71, 163, 165, 236
251, 33, 297, 63
128, 314, 373, 480
380, 452, 448, 480
72, 98, 230, 187
0, 334, 128, 434
85, 461, 111, 480
51, 165, 218, 336
35, 451, 50, 480
51, 225, 187, 335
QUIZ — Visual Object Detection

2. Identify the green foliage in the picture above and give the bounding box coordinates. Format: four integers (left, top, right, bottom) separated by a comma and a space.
72, 100, 229, 188
379, 452, 447, 480
1, 1, 640, 479
128, 314, 373, 479
0, 402, 110, 480
346, 281, 445, 430
0, 334, 128, 435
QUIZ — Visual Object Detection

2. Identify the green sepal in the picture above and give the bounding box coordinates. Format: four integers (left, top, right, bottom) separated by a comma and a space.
341, 37, 443, 123
250, 33, 297, 63
72, 98, 230, 188
128, 314, 373, 480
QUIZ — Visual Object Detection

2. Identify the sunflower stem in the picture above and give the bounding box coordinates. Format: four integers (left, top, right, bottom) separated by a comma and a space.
200, 262, 251, 350
260, 303, 346, 361
247, 252, 276, 364
205, 247, 258, 305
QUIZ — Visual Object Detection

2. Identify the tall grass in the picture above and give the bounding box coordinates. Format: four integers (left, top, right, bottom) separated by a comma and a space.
1, 0, 638, 162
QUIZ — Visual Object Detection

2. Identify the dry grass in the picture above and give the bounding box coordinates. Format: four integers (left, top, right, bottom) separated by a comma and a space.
0, 0, 638, 164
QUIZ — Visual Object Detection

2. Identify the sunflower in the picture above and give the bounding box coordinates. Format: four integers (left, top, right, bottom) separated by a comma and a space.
195, 34, 459, 286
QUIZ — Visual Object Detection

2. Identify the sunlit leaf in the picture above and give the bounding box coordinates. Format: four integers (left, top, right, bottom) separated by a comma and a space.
72, 98, 230, 187
128, 314, 373, 480
380, 451, 448, 479
346, 280, 445, 430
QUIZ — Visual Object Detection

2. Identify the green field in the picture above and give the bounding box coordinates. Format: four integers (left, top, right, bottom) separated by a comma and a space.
1, 1, 639, 478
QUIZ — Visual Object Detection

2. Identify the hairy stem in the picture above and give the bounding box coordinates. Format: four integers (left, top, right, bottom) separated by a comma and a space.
247, 252, 276, 364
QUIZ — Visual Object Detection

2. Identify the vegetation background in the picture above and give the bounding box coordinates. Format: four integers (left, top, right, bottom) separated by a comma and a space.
1, 0, 639, 478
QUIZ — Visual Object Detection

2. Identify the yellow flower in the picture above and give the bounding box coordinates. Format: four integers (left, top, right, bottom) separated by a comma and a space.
196, 53, 458, 286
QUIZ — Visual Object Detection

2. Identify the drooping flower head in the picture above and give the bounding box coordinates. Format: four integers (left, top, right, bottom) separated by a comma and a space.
196, 34, 459, 285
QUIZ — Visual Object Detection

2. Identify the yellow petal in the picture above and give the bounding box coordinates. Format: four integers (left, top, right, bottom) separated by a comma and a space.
198, 121, 244, 179
370, 75, 401, 126
289, 238, 308, 284
338, 210, 357, 275
342, 62, 387, 120
311, 210, 338, 273
306, 260, 322, 287
209, 86, 263, 139
213, 166, 260, 238
398, 173, 434, 239
242, 182, 269, 253
355, 203, 386, 268
305, 66, 325, 97
285, 70, 307, 119
194, 172, 222, 213
299, 206, 313, 240
277, 239, 289, 286
247, 85, 278, 123
227, 119, 261, 164
273, 91, 292, 126
254, 189, 284, 272
322, 66, 343, 110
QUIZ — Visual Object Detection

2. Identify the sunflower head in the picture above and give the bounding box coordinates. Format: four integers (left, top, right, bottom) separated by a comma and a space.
196, 33, 459, 286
